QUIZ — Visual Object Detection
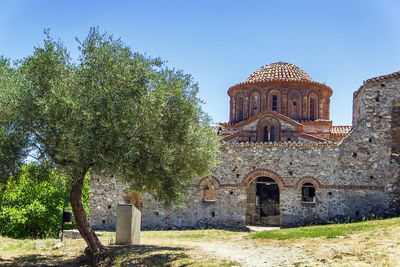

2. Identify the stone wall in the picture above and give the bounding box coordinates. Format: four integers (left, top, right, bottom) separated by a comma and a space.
89, 73, 400, 230
90, 174, 246, 230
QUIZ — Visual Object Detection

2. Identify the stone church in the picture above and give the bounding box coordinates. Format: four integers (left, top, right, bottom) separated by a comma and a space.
90, 62, 400, 229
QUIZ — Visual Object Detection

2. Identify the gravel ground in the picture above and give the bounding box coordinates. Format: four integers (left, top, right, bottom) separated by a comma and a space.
187, 240, 305, 267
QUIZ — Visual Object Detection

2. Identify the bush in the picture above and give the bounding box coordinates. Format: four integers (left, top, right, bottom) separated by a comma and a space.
0, 162, 90, 238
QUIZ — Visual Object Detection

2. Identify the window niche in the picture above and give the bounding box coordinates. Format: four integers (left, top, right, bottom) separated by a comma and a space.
288, 90, 301, 121
203, 182, 216, 203
268, 90, 281, 113
257, 116, 281, 142
310, 98, 316, 120
301, 183, 316, 203
391, 102, 400, 163
250, 90, 261, 117
308, 92, 318, 121
272, 95, 278, 111
235, 93, 245, 122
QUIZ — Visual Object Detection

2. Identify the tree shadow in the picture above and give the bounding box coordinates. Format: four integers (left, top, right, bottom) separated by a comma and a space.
142, 226, 250, 233
0, 244, 188, 267
0, 254, 90, 267
111, 244, 189, 266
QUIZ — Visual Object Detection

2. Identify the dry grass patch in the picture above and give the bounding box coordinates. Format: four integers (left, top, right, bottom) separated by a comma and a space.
0, 231, 240, 266
142, 229, 246, 242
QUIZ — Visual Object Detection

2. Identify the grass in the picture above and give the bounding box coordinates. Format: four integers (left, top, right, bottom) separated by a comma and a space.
252, 217, 400, 240
114, 247, 238, 267
1, 217, 400, 266
0, 230, 240, 266
143, 229, 244, 241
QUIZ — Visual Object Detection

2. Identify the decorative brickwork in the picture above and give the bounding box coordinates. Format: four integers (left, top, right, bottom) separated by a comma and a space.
228, 62, 332, 125
295, 176, 322, 188
241, 168, 285, 189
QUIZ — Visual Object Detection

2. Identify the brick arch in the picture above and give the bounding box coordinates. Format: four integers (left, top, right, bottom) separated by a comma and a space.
242, 168, 285, 189
295, 176, 322, 188
196, 176, 221, 189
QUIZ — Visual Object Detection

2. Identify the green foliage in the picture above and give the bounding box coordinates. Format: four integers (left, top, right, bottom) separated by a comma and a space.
0, 163, 90, 238
0, 58, 29, 182
251, 217, 400, 240
1, 27, 219, 206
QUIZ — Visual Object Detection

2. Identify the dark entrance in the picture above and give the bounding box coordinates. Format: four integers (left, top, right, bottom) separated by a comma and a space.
246, 177, 280, 226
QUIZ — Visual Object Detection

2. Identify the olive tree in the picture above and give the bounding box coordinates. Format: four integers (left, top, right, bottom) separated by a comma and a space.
0, 28, 219, 264
0, 58, 29, 182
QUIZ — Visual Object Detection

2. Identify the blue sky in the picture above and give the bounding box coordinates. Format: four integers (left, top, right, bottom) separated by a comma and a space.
1, 0, 400, 125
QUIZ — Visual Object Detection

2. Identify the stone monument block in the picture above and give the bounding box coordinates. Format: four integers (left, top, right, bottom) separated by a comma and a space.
116, 204, 141, 245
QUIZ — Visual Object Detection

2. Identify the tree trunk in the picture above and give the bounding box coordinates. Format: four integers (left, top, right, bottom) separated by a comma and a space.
70, 168, 112, 266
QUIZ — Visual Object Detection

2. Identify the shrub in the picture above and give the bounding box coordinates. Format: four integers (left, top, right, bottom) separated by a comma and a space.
0, 162, 90, 238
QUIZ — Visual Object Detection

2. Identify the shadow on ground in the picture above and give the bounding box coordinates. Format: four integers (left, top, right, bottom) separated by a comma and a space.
0, 245, 187, 267
112, 244, 188, 266
0, 254, 89, 267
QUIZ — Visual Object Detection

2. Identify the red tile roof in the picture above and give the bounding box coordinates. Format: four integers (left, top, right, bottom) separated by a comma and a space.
245, 62, 313, 83
227, 62, 332, 97
330, 126, 352, 135
209, 126, 221, 134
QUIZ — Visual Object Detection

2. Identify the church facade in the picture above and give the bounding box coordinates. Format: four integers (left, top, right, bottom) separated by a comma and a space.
90, 63, 400, 229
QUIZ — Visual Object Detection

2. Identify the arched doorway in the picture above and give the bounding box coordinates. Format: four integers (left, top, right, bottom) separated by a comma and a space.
246, 177, 280, 226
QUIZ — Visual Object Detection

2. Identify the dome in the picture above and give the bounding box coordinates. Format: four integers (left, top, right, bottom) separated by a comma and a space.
245, 62, 313, 83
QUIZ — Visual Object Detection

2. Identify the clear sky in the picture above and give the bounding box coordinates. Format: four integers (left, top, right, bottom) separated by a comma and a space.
1, 0, 400, 125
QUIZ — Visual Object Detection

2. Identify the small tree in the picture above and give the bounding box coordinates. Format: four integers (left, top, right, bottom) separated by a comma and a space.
0, 162, 90, 238
0, 28, 219, 264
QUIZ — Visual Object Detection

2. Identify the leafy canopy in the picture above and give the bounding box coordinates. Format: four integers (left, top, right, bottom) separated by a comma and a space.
0, 58, 29, 182
1, 28, 219, 205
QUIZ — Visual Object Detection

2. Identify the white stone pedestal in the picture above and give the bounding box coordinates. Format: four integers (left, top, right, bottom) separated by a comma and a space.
116, 204, 141, 245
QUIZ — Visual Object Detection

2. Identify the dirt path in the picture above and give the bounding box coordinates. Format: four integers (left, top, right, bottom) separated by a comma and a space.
183, 240, 305, 267
143, 225, 400, 266
166, 227, 308, 266
144, 230, 308, 267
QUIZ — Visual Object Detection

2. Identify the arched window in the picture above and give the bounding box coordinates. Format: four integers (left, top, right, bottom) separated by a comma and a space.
310, 98, 316, 120
272, 95, 278, 111
263, 126, 269, 142
236, 94, 245, 122
268, 90, 281, 113
257, 117, 281, 142
203, 182, 216, 202
263, 127, 276, 142
250, 91, 261, 117
270, 126, 275, 142
301, 183, 316, 203
308, 92, 319, 121
289, 90, 301, 120
238, 98, 244, 121
291, 101, 298, 119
